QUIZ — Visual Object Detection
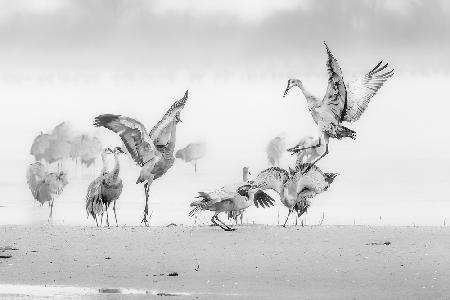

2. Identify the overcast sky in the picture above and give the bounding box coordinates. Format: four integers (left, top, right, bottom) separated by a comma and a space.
0, 0, 449, 76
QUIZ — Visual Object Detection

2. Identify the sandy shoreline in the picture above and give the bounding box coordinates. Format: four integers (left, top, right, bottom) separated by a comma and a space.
1, 225, 450, 299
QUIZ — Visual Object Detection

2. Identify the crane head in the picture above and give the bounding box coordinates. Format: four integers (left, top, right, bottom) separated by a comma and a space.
283, 79, 302, 98
113, 146, 125, 154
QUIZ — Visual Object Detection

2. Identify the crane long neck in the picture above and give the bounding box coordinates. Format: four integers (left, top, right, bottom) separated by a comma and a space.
297, 83, 319, 107
101, 152, 108, 174
111, 153, 120, 179
243, 169, 249, 182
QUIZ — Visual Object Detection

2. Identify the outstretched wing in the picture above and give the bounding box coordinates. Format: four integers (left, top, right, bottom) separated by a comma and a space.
149, 90, 188, 145
291, 163, 330, 194
344, 61, 394, 122
317, 42, 347, 123
94, 114, 157, 167
252, 167, 290, 193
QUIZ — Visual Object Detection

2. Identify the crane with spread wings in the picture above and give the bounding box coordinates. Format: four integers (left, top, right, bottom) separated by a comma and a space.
94, 90, 188, 225
283, 42, 394, 168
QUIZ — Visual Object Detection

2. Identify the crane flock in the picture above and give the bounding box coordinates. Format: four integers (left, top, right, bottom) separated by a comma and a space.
26, 42, 393, 230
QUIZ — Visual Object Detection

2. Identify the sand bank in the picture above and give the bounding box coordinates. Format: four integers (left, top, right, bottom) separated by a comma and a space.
1, 225, 450, 299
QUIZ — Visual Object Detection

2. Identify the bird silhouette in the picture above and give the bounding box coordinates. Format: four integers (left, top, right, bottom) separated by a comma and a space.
266, 134, 286, 166
71, 134, 103, 170
283, 42, 394, 168
189, 167, 274, 231
175, 142, 207, 173
26, 162, 68, 220
94, 90, 188, 225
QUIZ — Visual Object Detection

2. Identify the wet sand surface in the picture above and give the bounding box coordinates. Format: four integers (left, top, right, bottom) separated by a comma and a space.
1, 225, 450, 299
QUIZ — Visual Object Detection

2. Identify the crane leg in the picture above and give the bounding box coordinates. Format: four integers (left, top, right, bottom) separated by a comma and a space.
194, 161, 197, 173
113, 200, 118, 227
106, 203, 110, 227
215, 215, 236, 231
305, 142, 329, 172
141, 182, 150, 226
48, 200, 54, 221
287, 139, 322, 155
283, 210, 292, 227
211, 215, 220, 227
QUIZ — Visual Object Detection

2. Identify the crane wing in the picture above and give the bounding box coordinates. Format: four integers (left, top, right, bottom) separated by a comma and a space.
94, 114, 157, 167
86, 176, 105, 217
317, 42, 347, 123
291, 163, 329, 194
26, 162, 48, 200
344, 61, 394, 122
252, 167, 289, 193
253, 190, 276, 208
149, 90, 188, 145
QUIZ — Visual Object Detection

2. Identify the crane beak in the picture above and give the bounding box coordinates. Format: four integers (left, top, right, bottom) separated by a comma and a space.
116, 147, 125, 153
283, 86, 290, 98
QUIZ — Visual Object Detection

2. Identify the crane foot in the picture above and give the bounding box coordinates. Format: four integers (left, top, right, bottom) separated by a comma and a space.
141, 214, 149, 227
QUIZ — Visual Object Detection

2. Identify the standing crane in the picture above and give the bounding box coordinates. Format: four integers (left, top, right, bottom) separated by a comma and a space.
283, 42, 394, 168
86, 146, 124, 227
266, 134, 286, 166
175, 142, 207, 173
86, 148, 112, 226
26, 162, 68, 220
94, 91, 188, 225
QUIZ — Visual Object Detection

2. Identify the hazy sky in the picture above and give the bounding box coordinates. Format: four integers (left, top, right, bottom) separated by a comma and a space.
0, 0, 449, 75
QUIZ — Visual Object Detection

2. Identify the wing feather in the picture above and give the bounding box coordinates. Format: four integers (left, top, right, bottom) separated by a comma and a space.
149, 90, 188, 144
86, 176, 105, 218
344, 61, 394, 122
318, 42, 347, 123
94, 114, 157, 167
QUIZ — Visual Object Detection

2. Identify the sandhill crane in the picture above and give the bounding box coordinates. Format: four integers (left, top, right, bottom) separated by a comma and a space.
175, 142, 207, 173
86, 148, 111, 226
48, 138, 71, 170
30, 132, 53, 163
281, 163, 338, 227
243, 164, 337, 227
283, 42, 394, 168
85, 147, 124, 227
189, 167, 274, 231
266, 134, 286, 166
26, 162, 68, 220
94, 90, 188, 225
242, 166, 290, 206
71, 135, 103, 170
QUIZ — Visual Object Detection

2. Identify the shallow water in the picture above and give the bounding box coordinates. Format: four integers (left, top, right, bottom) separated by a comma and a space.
1, 157, 449, 227
0, 284, 239, 298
